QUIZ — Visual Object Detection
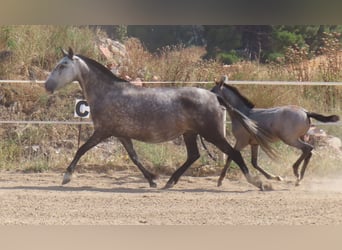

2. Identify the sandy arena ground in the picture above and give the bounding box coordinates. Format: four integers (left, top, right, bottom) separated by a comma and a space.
1, 169, 342, 225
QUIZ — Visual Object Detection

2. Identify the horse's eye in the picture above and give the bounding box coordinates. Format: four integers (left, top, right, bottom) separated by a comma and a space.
58, 62, 68, 69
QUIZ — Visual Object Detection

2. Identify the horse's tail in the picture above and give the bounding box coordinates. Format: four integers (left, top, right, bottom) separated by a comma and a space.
216, 95, 277, 159
306, 112, 340, 123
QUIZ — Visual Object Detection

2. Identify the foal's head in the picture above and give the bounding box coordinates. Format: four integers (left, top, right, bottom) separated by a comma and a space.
45, 48, 87, 93
212, 75, 255, 109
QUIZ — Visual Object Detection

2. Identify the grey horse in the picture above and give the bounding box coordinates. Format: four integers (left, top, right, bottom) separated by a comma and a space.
45, 48, 275, 190
211, 76, 340, 186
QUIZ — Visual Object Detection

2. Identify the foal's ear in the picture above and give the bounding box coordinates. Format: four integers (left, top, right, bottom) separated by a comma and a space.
214, 78, 220, 86
215, 75, 228, 88
221, 75, 229, 85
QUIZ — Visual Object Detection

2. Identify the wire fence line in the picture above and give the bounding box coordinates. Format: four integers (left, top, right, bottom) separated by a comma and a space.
0, 79, 341, 127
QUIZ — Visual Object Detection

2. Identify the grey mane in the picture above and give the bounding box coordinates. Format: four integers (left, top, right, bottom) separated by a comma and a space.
76, 54, 129, 83
223, 83, 255, 109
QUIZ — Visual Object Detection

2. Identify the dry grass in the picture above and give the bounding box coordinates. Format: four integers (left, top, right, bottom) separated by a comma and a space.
0, 25, 103, 79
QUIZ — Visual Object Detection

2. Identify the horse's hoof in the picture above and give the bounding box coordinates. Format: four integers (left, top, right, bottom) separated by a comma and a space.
262, 183, 274, 191
276, 176, 284, 181
62, 172, 72, 185
149, 181, 157, 188
162, 182, 174, 189
253, 178, 264, 190
217, 180, 223, 187
295, 180, 301, 186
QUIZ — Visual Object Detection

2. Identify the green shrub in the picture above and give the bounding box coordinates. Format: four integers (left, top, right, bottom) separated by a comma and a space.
217, 50, 240, 65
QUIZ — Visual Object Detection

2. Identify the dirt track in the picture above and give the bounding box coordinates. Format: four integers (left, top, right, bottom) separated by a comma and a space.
1, 169, 342, 225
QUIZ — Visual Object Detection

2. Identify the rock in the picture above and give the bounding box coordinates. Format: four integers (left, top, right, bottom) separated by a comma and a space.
97, 38, 130, 79
305, 125, 341, 151
97, 38, 128, 64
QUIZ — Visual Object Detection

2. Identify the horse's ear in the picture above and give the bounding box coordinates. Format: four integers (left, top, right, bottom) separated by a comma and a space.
221, 75, 229, 85
60, 47, 74, 59
61, 48, 68, 57
215, 75, 228, 88
67, 47, 74, 59
214, 77, 220, 86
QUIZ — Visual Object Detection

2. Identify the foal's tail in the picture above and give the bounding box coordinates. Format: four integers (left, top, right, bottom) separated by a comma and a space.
307, 112, 340, 123
216, 95, 277, 159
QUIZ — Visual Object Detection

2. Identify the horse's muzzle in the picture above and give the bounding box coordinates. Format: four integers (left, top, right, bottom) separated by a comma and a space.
44, 79, 56, 93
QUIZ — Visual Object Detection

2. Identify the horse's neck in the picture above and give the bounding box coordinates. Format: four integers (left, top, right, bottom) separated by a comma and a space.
223, 91, 251, 115
77, 66, 118, 103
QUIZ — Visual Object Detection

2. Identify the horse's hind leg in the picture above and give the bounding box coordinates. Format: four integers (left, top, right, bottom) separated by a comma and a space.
164, 133, 200, 189
294, 146, 313, 186
62, 130, 108, 185
211, 137, 271, 190
297, 150, 312, 185
251, 144, 283, 181
118, 137, 158, 188
288, 139, 313, 186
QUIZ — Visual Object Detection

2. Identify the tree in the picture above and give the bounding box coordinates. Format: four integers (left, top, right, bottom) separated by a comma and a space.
127, 25, 205, 52
203, 25, 274, 63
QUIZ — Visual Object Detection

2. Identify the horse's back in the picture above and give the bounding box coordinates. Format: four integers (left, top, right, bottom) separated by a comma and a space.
249, 105, 310, 140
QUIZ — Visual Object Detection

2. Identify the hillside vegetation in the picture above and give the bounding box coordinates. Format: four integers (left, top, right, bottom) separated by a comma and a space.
0, 25, 341, 178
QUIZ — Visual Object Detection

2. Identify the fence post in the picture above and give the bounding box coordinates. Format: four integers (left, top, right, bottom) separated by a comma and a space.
77, 118, 82, 149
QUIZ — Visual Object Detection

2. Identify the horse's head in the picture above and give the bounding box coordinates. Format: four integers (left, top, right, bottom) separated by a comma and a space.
45, 48, 83, 93
211, 75, 255, 110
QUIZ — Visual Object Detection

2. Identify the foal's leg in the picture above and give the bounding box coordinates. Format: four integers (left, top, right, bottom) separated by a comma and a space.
164, 133, 200, 189
62, 130, 108, 185
288, 139, 313, 186
298, 150, 312, 185
250, 144, 283, 181
118, 137, 158, 188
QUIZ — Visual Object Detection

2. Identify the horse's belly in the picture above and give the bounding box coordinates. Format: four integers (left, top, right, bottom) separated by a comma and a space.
109, 117, 188, 143
131, 129, 184, 143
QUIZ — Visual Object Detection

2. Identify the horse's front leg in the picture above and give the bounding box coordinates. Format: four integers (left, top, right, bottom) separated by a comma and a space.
62, 131, 107, 185
164, 133, 200, 189
118, 137, 158, 188
218, 140, 249, 187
